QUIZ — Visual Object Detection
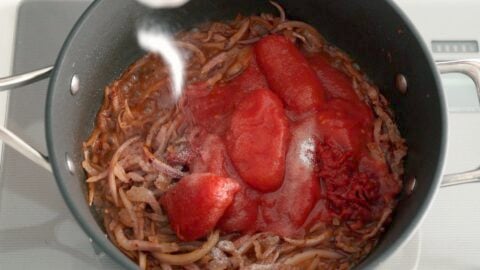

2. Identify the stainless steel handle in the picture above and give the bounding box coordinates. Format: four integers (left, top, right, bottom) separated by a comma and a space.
0, 66, 53, 91
0, 68, 53, 172
437, 59, 480, 187
0, 127, 51, 172
442, 168, 480, 187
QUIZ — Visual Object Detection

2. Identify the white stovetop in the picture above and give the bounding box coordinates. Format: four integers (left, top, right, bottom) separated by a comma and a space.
0, 0, 479, 269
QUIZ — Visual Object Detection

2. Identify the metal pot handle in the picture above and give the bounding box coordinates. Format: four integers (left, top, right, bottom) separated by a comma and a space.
437, 59, 480, 187
0, 67, 53, 172
0, 62, 479, 185
0, 66, 53, 91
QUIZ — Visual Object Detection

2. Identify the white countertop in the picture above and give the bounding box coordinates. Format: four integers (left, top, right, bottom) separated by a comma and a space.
0, 0, 19, 157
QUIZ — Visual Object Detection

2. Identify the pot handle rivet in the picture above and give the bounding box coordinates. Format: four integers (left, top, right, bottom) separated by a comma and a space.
405, 176, 416, 196
70, 74, 80, 95
395, 74, 408, 94
65, 153, 76, 175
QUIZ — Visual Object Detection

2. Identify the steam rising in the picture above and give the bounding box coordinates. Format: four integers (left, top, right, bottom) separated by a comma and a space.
137, 28, 185, 101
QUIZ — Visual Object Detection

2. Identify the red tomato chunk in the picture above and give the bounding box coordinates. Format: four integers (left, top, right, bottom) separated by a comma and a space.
308, 54, 358, 102
218, 186, 260, 233
227, 89, 289, 192
259, 117, 321, 237
160, 173, 240, 241
185, 56, 268, 136
255, 35, 326, 113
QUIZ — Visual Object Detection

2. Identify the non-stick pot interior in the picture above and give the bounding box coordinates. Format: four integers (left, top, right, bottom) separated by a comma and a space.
46, 0, 446, 268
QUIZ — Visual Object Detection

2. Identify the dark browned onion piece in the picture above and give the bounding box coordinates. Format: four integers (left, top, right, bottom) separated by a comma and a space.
108, 136, 140, 205
143, 146, 185, 178
226, 19, 250, 49
201, 52, 228, 75
273, 20, 324, 50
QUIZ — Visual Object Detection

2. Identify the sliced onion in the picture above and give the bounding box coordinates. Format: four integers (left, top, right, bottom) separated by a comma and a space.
363, 208, 392, 239
225, 47, 252, 80
124, 100, 134, 120
269, 1, 285, 22
235, 234, 259, 255
154, 114, 182, 157
283, 231, 331, 247
109, 136, 140, 205
86, 170, 108, 183
153, 126, 168, 154
160, 264, 172, 270
119, 188, 139, 238
88, 182, 95, 206
114, 225, 180, 252
307, 257, 320, 270
226, 19, 250, 49
118, 208, 134, 227
84, 129, 100, 147
152, 230, 220, 265
176, 41, 206, 64
212, 33, 227, 42
82, 158, 99, 175
146, 111, 173, 147
139, 252, 147, 270
273, 21, 324, 49
204, 73, 223, 87
217, 240, 237, 254
144, 146, 185, 178
262, 247, 279, 263
183, 264, 201, 270
202, 22, 231, 42
114, 164, 129, 183
201, 52, 227, 75
244, 264, 283, 270
253, 240, 262, 259
282, 249, 343, 265
127, 172, 145, 182
250, 16, 273, 34
145, 212, 168, 222
148, 234, 177, 243
126, 186, 161, 214
201, 41, 226, 50
238, 37, 261, 45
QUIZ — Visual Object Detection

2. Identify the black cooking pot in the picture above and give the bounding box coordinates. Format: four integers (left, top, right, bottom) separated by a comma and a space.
1, 0, 479, 269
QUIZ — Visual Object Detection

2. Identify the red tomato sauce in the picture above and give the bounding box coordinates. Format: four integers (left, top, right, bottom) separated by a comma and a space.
175, 35, 397, 239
